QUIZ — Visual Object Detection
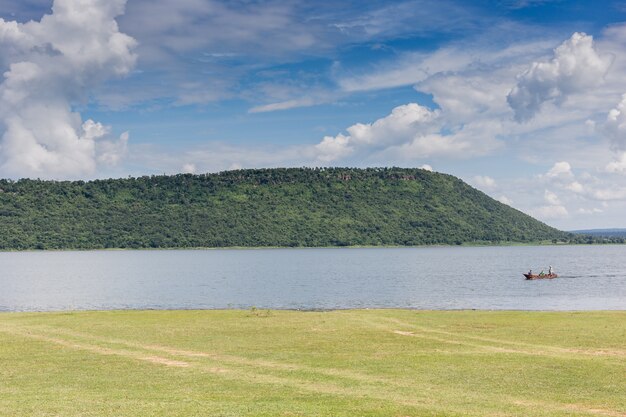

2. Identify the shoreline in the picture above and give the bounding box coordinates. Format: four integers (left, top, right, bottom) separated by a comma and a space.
2, 240, 623, 253
2, 308, 625, 315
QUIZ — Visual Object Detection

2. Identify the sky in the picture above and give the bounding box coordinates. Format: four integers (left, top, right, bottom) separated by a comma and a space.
1, 0, 626, 230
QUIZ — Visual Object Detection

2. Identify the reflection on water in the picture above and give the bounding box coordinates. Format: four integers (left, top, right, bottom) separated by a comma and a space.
1, 245, 625, 311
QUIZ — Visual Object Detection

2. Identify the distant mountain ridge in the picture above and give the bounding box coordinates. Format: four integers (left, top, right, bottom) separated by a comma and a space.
0, 167, 572, 250
571, 229, 626, 238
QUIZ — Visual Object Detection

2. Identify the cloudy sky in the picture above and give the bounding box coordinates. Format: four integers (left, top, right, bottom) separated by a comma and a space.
1, 0, 626, 230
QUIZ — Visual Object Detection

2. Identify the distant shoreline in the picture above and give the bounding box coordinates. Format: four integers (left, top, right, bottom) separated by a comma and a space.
2, 307, 626, 315
3, 240, 625, 253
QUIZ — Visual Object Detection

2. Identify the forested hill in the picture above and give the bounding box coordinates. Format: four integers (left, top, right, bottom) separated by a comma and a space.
0, 167, 571, 250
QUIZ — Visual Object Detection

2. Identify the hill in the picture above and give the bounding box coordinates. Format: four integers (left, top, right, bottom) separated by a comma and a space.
0, 167, 571, 250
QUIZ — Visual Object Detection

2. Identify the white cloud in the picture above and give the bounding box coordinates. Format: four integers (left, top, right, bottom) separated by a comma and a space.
129, 141, 311, 177
589, 187, 626, 201
544, 189, 561, 205
249, 98, 318, 113
577, 207, 603, 214
497, 195, 513, 205
182, 162, 197, 174
473, 175, 496, 189
546, 161, 573, 178
606, 152, 626, 173
603, 94, 626, 151
338, 38, 555, 94
96, 131, 129, 166
327, 31, 623, 177
338, 48, 475, 93
475, 163, 626, 229
313, 101, 504, 163
315, 134, 354, 163
417, 71, 513, 123
0, 0, 136, 179
120, 0, 316, 59
565, 181, 585, 193
507, 32, 612, 122
419, 164, 433, 171
314, 103, 440, 162
531, 204, 568, 220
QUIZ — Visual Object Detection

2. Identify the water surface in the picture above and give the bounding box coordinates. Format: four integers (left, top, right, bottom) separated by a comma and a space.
1, 245, 625, 311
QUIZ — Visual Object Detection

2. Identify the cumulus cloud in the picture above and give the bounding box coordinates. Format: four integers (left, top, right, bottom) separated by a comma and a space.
566, 181, 585, 193
182, 163, 197, 174
546, 161, 573, 178
314, 103, 440, 162
315, 134, 353, 163
97, 131, 129, 166
419, 164, 433, 172
589, 187, 626, 201
598, 92, 626, 174
544, 190, 561, 205
313, 102, 502, 163
0, 0, 136, 178
323, 33, 614, 169
603, 94, 626, 150
606, 152, 626, 173
507, 32, 612, 122
418, 72, 512, 123
531, 204, 568, 220
473, 175, 496, 189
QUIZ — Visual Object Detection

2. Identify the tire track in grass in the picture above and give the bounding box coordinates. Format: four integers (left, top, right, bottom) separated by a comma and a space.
360, 318, 544, 356
390, 329, 537, 355
391, 332, 626, 416
511, 400, 626, 417
17, 323, 486, 412
0, 326, 191, 368
2, 322, 621, 417
1, 323, 581, 417
0, 324, 446, 414
354, 318, 626, 417
375, 317, 626, 359
13, 323, 413, 388
398, 318, 626, 357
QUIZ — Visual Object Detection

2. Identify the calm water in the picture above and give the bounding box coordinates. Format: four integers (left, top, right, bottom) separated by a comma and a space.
1, 246, 625, 312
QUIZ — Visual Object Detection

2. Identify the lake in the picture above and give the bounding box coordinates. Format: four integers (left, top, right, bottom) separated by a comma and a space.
1, 245, 625, 312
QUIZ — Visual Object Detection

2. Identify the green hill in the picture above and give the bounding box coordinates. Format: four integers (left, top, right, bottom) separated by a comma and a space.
0, 167, 571, 250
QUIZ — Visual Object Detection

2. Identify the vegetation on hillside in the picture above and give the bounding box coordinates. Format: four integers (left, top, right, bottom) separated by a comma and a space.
0, 167, 601, 250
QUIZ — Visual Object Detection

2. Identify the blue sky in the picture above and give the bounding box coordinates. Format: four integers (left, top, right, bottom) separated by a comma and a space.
1, 0, 626, 229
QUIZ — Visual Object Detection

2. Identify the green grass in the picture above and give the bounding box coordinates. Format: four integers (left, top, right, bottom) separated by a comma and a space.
0, 310, 624, 416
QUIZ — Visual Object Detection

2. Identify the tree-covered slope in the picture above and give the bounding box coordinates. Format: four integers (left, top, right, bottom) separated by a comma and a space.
0, 167, 570, 250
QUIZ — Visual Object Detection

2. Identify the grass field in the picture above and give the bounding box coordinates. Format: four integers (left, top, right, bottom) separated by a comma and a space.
0, 310, 624, 417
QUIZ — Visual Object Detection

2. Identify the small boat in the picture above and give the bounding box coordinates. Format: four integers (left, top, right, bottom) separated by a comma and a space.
524, 273, 558, 280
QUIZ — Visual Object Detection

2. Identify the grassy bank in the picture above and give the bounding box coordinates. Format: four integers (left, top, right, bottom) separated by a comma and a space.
0, 310, 624, 416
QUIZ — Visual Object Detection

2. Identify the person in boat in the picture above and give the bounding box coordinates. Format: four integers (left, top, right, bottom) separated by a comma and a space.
539, 270, 545, 276
528, 269, 533, 276
548, 266, 553, 275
